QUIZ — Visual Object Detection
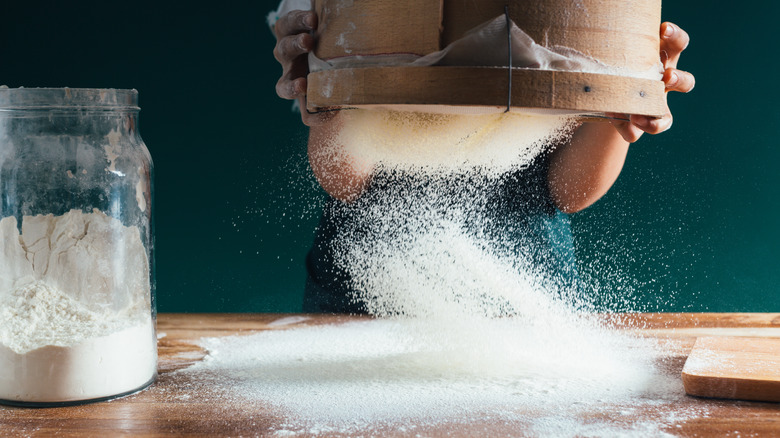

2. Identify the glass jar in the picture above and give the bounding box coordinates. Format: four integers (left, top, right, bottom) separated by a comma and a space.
0, 88, 156, 406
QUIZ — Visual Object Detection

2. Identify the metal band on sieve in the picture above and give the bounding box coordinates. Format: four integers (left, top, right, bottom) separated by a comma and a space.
504, 5, 512, 114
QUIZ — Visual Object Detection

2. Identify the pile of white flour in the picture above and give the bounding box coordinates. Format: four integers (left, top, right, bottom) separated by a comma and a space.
186, 317, 703, 436
0, 209, 155, 403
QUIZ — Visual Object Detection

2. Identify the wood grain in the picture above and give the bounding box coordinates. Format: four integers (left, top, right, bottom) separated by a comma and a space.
314, 0, 443, 60
441, 0, 662, 71
683, 336, 780, 403
314, 0, 662, 71
307, 66, 667, 117
1, 313, 779, 437
309, 0, 665, 116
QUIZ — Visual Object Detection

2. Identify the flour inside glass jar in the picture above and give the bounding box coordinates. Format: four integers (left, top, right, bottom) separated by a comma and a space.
0, 209, 156, 404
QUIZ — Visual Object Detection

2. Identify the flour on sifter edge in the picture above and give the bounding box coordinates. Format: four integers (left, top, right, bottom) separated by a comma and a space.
180, 110, 711, 436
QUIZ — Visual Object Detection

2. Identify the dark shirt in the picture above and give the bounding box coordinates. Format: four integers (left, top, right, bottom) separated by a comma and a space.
304, 152, 577, 313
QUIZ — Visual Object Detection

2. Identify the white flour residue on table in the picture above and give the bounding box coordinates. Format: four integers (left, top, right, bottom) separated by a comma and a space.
182, 316, 709, 436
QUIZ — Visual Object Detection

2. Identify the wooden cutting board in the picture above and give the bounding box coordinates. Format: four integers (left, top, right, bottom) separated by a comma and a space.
682, 336, 780, 402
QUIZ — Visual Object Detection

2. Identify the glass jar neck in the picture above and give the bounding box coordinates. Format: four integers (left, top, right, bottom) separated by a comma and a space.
0, 88, 141, 139
0, 88, 139, 112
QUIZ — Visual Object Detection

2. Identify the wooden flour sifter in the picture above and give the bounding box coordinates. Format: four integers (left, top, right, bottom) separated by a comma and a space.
306, 0, 667, 117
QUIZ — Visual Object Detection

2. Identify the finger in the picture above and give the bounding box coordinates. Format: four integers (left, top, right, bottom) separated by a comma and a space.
664, 68, 696, 93
276, 76, 307, 101
609, 117, 645, 143
273, 33, 314, 64
631, 113, 673, 135
660, 22, 690, 69
274, 10, 316, 39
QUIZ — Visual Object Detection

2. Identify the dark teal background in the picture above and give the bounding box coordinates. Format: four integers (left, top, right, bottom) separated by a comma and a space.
2, 1, 777, 312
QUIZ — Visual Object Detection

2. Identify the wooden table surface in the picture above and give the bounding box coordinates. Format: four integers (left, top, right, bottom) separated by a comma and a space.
2, 313, 780, 437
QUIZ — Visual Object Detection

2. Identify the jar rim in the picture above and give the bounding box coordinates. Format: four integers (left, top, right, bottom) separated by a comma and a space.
0, 87, 140, 111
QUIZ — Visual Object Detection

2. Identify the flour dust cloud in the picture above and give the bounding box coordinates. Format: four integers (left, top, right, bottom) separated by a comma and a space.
181, 109, 705, 436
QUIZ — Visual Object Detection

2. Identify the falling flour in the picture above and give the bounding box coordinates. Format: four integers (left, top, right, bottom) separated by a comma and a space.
0, 209, 156, 403
320, 109, 576, 173
182, 109, 706, 435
